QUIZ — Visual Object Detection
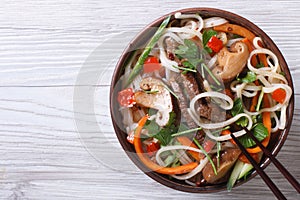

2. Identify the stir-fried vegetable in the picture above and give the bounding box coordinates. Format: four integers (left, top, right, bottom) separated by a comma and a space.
207, 36, 223, 53
133, 115, 198, 175
272, 88, 286, 104
143, 56, 161, 73
213, 23, 256, 41
126, 16, 171, 86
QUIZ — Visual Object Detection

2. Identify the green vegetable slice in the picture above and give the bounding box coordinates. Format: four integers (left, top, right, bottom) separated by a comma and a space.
231, 98, 248, 127
125, 15, 171, 86
238, 123, 269, 148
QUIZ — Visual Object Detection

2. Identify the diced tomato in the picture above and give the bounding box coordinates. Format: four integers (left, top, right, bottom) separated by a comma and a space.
271, 88, 286, 104
143, 56, 161, 73
207, 36, 224, 53
127, 131, 135, 144
203, 139, 216, 152
145, 140, 160, 156
117, 88, 135, 107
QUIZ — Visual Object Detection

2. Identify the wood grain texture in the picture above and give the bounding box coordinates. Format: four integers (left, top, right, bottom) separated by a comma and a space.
0, 0, 299, 199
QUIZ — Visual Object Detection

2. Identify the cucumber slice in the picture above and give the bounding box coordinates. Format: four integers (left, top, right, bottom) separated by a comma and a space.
227, 160, 244, 191
238, 163, 254, 179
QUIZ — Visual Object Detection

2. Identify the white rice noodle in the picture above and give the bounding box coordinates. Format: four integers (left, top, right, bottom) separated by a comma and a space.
167, 27, 202, 41
252, 37, 263, 49
279, 104, 287, 129
243, 84, 291, 124
161, 31, 184, 45
230, 81, 247, 98
176, 149, 193, 165
262, 84, 292, 103
207, 54, 218, 69
175, 12, 204, 32
190, 91, 234, 111
242, 90, 258, 97
257, 75, 272, 87
226, 38, 243, 47
189, 107, 252, 134
156, 145, 206, 166
247, 48, 279, 74
203, 80, 212, 92
204, 123, 249, 141
172, 158, 209, 180
271, 112, 279, 133
155, 145, 209, 180
132, 74, 143, 90
203, 17, 228, 28
244, 84, 262, 91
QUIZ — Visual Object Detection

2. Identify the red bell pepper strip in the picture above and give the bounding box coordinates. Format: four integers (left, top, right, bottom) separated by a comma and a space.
143, 56, 161, 73
207, 36, 223, 53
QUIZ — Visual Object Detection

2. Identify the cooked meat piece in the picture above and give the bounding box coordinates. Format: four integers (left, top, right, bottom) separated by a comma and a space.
202, 148, 241, 184
169, 76, 197, 129
181, 72, 226, 122
180, 72, 212, 119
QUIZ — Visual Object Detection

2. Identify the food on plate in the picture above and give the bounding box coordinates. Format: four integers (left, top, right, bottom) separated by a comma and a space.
115, 12, 292, 189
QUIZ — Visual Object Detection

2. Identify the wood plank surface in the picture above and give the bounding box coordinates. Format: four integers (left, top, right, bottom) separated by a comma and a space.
0, 0, 299, 199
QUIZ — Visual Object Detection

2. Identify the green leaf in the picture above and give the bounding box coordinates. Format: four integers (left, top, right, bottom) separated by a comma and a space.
231, 98, 248, 127
202, 29, 217, 46
256, 62, 265, 68
238, 123, 268, 148
175, 39, 199, 60
144, 119, 160, 135
241, 71, 256, 83
236, 117, 248, 127
231, 98, 244, 116
204, 46, 213, 54
146, 112, 178, 146
125, 15, 171, 86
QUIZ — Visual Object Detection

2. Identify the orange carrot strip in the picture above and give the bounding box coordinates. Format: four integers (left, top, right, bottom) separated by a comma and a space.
177, 136, 201, 162
242, 38, 258, 66
133, 115, 198, 175
213, 23, 256, 42
247, 95, 271, 153
258, 54, 268, 67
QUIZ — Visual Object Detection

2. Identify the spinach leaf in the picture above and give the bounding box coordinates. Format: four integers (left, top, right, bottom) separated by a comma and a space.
231, 98, 248, 127
202, 29, 217, 46
238, 123, 269, 148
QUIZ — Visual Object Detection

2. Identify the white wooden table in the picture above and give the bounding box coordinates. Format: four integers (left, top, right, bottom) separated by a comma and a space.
0, 0, 299, 199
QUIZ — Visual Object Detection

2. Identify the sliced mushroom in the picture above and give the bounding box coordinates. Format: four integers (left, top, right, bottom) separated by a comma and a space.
134, 77, 173, 126
213, 41, 249, 82
202, 148, 241, 184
